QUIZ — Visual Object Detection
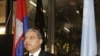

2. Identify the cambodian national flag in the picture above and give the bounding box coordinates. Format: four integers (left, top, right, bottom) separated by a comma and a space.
12, 0, 29, 56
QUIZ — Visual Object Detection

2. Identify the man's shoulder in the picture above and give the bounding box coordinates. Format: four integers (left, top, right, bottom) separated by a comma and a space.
24, 52, 29, 56
40, 50, 55, 56
45, 52, 53, 55
45, 52, 56, 56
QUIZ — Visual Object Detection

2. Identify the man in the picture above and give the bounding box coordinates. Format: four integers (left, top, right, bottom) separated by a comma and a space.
24, 28, 53, 56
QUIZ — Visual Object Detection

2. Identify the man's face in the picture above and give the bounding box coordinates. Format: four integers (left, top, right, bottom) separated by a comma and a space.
24, 31, 42, 52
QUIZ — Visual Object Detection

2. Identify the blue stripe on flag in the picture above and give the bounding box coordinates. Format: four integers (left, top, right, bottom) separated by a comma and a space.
23, 16, 29, 33
16, 40, 24, 56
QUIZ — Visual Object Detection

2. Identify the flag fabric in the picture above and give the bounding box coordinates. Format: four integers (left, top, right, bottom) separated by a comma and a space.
12, 0, 29, 56
80, 0, 97, 56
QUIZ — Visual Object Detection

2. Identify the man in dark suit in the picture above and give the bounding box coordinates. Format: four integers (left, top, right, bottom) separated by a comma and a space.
24, 28, 53, 56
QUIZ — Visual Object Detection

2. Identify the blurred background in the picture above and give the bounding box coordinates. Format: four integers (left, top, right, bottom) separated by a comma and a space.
0, 0, 100, 56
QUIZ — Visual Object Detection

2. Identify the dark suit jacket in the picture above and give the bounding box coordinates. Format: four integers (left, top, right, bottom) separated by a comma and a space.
24, 50, 53, 56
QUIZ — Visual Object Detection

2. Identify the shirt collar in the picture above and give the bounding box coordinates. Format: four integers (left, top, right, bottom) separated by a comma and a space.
29, 48, 41, 56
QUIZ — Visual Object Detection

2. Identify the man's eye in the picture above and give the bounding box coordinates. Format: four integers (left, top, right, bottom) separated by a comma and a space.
30, 37, 34, 39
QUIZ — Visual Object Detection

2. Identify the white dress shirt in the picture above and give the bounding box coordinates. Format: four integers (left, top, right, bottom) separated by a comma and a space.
29, 48, 41, 56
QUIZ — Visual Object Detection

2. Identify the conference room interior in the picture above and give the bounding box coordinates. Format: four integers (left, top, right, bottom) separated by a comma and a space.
0, 0, 100, 56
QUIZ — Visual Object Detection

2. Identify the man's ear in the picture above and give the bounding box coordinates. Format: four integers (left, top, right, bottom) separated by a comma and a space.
40, 39, 43, 45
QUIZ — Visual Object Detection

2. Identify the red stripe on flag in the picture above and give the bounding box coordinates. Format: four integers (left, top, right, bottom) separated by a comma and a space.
16, 0, 23, 21
16, 0, 27, 21
22, 0, 27, 16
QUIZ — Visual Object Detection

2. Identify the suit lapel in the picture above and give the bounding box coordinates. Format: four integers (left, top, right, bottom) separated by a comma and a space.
24, 52, 29, 56
39, 50, 46, 56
